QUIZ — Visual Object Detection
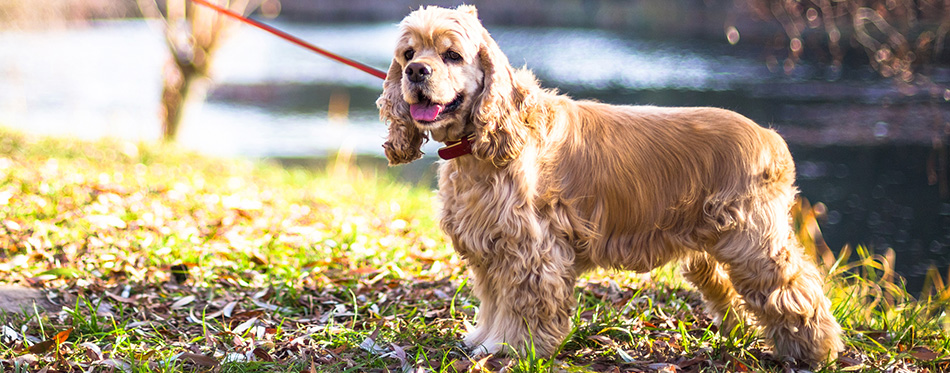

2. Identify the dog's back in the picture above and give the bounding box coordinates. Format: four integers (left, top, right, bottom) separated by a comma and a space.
544, 101, 797, 271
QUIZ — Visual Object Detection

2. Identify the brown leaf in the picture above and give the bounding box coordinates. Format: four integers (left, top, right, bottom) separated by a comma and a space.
252, 347, 274, 362
677, 356, 705, 369
230, 309, 263, 321
80, 342, 103, 361
837, 356, 862, 367
911, 346, 939, 361
176, 352, 219, 367
250, 252, 268, 266
579, 310, 595, 320
105, 292, 137, 304
29, 340, 55, 354
724, 352, 749, 372
452, 360, 473, 372
586, 334, 616, 347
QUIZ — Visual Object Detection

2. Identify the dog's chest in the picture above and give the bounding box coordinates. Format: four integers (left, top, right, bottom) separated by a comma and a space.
436, 160, 539, 260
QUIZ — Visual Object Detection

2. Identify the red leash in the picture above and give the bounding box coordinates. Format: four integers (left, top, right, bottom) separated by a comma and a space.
189, 0, 387, 80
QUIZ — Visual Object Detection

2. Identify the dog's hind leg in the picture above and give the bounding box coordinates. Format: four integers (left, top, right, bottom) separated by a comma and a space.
709, 197, 844, 366
682, 252, 752, 335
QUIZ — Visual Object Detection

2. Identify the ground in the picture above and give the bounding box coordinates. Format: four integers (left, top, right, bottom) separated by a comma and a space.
0, 128, 947, 372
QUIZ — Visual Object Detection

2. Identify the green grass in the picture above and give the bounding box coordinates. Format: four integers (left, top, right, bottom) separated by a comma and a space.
0, 127, 948, 372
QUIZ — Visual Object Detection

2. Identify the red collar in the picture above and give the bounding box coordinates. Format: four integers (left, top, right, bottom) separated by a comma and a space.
437, 134, 476, 160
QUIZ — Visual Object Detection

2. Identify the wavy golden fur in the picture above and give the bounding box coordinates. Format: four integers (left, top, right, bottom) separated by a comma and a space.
377, 5, 843, 366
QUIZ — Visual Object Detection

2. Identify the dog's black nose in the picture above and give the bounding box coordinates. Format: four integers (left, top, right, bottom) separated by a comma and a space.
405, 62, 432, 83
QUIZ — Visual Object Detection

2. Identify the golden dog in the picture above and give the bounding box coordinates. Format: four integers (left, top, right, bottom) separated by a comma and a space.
377, 5, 843, 365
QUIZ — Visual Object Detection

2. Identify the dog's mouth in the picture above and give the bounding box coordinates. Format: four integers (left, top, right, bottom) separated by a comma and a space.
409, 93, 464, 124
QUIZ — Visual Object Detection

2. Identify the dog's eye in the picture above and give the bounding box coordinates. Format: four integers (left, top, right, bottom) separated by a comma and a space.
403, 49, 415, 61
443, 50, 462, 63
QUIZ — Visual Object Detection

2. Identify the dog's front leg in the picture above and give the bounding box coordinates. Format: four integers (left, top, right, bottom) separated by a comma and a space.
463, 234, 576, 358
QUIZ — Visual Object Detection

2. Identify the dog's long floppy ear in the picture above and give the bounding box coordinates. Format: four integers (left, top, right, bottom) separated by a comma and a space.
471, 33, 529, 168
377, 59, 426, 165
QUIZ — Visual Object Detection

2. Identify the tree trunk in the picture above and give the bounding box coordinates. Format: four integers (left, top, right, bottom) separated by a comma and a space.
143, 0, 274, 142
160, 58, 209, 142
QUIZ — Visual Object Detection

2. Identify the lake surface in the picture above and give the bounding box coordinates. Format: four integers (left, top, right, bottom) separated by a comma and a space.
1, 20, 948, 290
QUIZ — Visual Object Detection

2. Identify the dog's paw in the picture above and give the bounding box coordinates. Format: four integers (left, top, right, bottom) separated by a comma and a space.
469, 343, 493, 356
465, 329, 504, 356
463, 327, 482, 347
469, 338, 503, 356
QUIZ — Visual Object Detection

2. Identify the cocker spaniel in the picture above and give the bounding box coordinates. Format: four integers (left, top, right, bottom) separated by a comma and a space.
377, 5, 843, 366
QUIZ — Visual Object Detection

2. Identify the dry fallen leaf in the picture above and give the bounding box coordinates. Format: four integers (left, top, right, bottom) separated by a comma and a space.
80, 341, 103, 361
28, 339, 55, 354
222, 301, 238, 318
587, 334, 616, 347
176, 352, 219, 367
105, 292, 136, 304
647, 362, 678, 372
359, 335, 387, 354
53, 328, 72, 345
251, 299, 283, 312
252, 347, 273, 362
837, 355, 863, 367
910, 346, 939, 361
471, 355, 493, 372
723, 352, 749, 372
232, 317, 257, 335
170, 295, 196, 309
250, 252, 268, 266
12, 353, 38, 366
676, 356, 705, 369
95, 358, 132, 370
615, 348, 636, 363
452, 359, 473, 372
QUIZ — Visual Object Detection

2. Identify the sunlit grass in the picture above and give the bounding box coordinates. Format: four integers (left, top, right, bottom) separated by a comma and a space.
0, 127, 948, 372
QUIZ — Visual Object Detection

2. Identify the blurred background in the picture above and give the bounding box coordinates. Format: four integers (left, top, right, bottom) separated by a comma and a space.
0, 0, 948, 290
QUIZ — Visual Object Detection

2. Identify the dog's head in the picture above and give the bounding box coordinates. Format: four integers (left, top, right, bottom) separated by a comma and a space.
377, 5, 529, 167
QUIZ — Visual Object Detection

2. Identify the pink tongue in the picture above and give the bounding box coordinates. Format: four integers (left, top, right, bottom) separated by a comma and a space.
410, 102, 445, 122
